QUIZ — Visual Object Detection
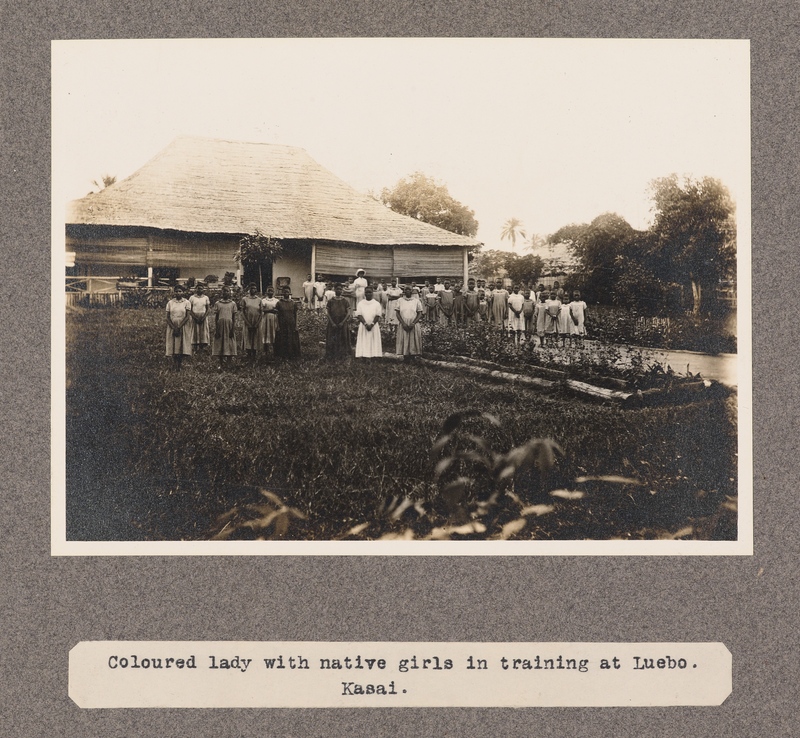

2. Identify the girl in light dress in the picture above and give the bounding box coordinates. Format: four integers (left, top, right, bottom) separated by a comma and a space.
568, 291, 588, 346
212, 286, 238, 369
395, 285, 423, 360
188, 283, 211, 352
558, 294, 572, 346
260, 286, 279, 360
240, 283, 263, 362
165, 285, 193, 371
354, 286, 383, 359
507, 285, 525, 344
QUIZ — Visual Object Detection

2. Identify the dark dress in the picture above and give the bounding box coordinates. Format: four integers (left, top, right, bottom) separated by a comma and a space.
325, 296, 351, 358
274, 298, 301, 359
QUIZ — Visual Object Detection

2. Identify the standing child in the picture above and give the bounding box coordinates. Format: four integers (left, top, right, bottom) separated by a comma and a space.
385, 278, 402, 326
463, 279, 479, 323
438, 281, 455, 326
522, 290, 535, 341
260, 286, 279, 360
189, 283, 211, 352
313, 274, 326, 313
343, 276, 357, 316
212, 286, 238, 369
568, 291, 588, 346
423, 284, 439, 323
240, 283, 263, 362
354, 286, 383, 359
544, 292, 562, 347
507, 285, 525, 343
165, 285, 193, 371
395, 285, 423, 360
477, 290, 489, 322
489, 279, 509, 331
558, 294, 572, 347
325, 283, 352, 359
274, 287, 301, 360
452, 283, 465, 327
302, 274, 314, 310
534, 292, 548, 347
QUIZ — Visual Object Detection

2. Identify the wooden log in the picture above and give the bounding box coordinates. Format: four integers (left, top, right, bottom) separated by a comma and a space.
565, 379, 634, 402
419, 358, 555, 390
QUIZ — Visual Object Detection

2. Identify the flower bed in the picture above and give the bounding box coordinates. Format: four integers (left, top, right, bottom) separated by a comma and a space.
419, 322, 689, 391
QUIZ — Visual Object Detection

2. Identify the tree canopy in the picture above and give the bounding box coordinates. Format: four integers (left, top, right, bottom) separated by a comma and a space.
548, 176, 736, 313
648, 175, 736, 312
380, 172, 479, 238
471, 250, 544, 285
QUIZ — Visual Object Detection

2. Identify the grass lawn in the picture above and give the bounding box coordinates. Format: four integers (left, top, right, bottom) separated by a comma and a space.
65, 306, 738, 542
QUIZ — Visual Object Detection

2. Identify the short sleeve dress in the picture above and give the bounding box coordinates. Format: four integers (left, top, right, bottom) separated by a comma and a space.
188, 293, 211, 346
569, 301, 587, 335
260, 296, 279, 345
240, 295, 263, 350
507, 292, 525, 331
212, 299, 238, 356
354, 299, 383, 358
395, 296, 423, 356
165, 298, 194, 356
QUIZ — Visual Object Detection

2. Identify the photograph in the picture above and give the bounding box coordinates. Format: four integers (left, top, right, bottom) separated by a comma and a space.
52, 38, 751, 554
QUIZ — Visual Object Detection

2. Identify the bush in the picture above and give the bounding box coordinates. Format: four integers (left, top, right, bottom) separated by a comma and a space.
587, 306, 736, 353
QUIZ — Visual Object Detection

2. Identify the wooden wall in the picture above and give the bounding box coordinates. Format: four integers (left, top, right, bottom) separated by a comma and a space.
65, 227, 466, 285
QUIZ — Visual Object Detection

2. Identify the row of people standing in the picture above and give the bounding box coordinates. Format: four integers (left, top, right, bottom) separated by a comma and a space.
165, 283, 301, 370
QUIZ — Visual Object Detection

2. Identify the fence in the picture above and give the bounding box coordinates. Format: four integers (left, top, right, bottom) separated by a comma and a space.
65, 276, 123, 307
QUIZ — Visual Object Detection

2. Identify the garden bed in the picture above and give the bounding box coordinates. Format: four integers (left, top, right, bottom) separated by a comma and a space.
419, 323, 713, 393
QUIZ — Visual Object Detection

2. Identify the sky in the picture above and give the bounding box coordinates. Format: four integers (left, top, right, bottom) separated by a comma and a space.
52, 38, 750, 252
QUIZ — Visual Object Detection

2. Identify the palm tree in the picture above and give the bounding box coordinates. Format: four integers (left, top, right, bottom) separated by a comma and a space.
500, 218, 526, 250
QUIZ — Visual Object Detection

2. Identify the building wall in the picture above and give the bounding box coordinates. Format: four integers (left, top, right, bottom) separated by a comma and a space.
272, 242, 312, 297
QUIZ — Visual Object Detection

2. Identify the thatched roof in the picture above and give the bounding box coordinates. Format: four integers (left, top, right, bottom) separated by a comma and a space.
66, 136, 480, 249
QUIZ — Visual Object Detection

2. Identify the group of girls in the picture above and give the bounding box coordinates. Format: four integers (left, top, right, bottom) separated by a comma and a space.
165, 274, 588, 370
165, 283, 300, 370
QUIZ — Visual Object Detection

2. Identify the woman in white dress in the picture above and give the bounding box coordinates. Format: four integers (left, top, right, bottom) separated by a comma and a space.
353, 268, 369, 305
354, 286, 383, 359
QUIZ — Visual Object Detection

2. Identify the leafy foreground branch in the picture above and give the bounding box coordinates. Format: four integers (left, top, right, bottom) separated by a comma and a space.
210, 411, 736, 542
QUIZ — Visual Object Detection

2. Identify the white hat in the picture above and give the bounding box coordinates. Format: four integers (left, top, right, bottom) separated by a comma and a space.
356, 268, 366, 276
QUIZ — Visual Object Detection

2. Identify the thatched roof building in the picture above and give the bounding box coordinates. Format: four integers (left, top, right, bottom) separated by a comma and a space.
66, 136, 480, 290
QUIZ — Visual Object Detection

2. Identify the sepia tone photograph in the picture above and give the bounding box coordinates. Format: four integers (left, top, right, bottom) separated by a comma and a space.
52, 38, 751, 553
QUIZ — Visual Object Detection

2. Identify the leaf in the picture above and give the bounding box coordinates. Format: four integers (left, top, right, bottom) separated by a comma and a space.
497, 464, 516, 481
661, 526, 694, 540
379, 529, 415, 541
441, 412, 468, 435
340, 522, 371, 538
427, 521, 487, 539
498, 518, 527, 539
575, 475, 643, 486
457, 449, 493, 470
430, 433, 453, 458
390, 496, 414, 520
260, 488, 286, 506
272, 512, 289, 537
461, 433, 493, 457
550, 489, 585, 500
433, 457, 456, 480
520, 504, 555, 517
